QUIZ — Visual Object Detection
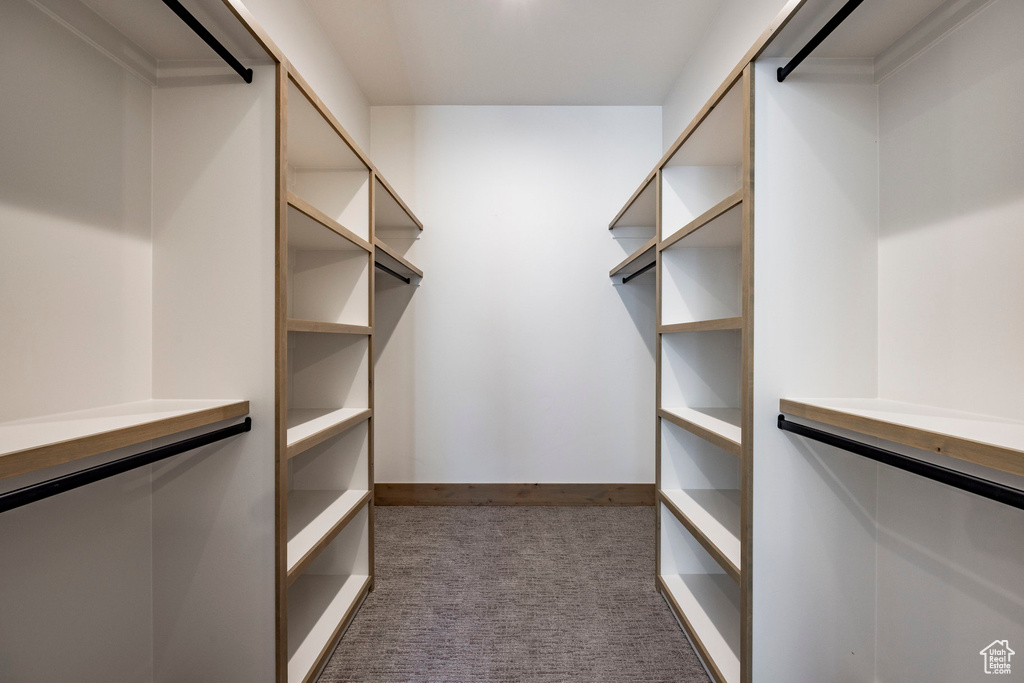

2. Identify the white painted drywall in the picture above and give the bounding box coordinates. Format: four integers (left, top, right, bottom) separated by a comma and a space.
0, 2, 154, 680
874, 1, 1024, 678
753, 59, 881, 682
661, 0, 791, 151
241, 0, 371, 149
369, 105, 661, 484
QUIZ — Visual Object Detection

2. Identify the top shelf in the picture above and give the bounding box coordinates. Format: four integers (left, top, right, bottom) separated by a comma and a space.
609, 173, 657, 231
374, 176, 422, 233
0, 399, 250, 481
664, 81, 744, 168
780, 397, 1024, 477
287, 77, 367, 172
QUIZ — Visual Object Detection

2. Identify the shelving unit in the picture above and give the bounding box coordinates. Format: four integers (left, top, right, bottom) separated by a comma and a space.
372, 175, 424, 285
277, 68, 375, 683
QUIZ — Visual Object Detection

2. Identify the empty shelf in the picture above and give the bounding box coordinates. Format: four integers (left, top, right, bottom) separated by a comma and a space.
660, 191, 743, 251
287, 489, 371, 584
373, 238, 422, 281
659, 407, 742, 457
374, 175, 422, 232
609, 172, 657, 230
660, 318, 744, 334
288, 193, 372, 253
610, 236, 657, 278
660, 489, 741, 580
286, 408, 372, 459
659, 573, 740, 683
0, 399, 249, 481
780, 398, 1024, 477
287, 319, 371, 335
288, 573, 371, 683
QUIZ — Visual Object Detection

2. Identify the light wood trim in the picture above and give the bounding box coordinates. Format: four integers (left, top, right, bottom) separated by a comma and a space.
655, 168, 664, 589
658, 491, 740, 583
656, 0, 807, 173
658, 409, 742, 458
659, 191, 743, 251
658, 575, 730, 683
609, 237, 657, 278
373, 237, 424, 278
376, 173, 423, 230
299, 575, 372, 683
285, 492, 372, 588
287, 319, 372, 335
609, 170, 657, 230
367, 175, 377, 593
274, 63, 290, 683
286, 69, 372, 173
374, 483, 655, 506
286, 409, 373, 461
660, 318, 744, 334
287, 192, 372, 253
779, 400, 1024, 478
0, 401, 250, 481
219, 0, 286, 64
739, 63, 756, 683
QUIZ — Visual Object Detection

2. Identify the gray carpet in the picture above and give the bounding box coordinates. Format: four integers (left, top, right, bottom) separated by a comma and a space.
320, 506, 710, 682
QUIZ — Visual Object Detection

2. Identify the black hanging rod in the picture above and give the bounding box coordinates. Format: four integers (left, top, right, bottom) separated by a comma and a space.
622, 261, 656, 284
161, 0, 253, 83
0, 417, 252, 514
375, 261, 412, 285
777, 0, 865, 82
778, 414, 1024, 511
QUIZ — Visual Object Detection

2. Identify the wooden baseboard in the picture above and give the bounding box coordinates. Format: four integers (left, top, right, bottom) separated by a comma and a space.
374, 483, 655, 506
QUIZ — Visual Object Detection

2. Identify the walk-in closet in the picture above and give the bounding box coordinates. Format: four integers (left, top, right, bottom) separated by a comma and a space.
2, 0, 1021, 681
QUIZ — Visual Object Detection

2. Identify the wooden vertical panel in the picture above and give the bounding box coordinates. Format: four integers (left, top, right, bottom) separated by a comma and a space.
274, 62, 289, 683
654, 168, 663, 589
739, 63, 755, 683
367, 173, 377, 593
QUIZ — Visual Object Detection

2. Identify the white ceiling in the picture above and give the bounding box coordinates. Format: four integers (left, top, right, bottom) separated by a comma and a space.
305, 0, 725, 105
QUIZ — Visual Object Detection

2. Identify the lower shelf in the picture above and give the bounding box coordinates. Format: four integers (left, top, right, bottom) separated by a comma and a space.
659, 407, 742, 457
659, 573, 740, 683
286, 408, 372, 459
0, 399, 249, 481
287, 489, 370, 582
288, 573, 371, 683
660, 488, 741, 580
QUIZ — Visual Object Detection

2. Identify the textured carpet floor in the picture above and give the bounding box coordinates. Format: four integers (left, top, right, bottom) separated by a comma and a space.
320, 506, 710, 682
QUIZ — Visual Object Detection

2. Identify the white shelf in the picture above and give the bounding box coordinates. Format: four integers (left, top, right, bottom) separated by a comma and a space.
660, 573, 741, 683
661, 489, 741, 579
287, 194, 371, 253
373, 175, 422, 233
609, 173, 657, 231
286, 408, 372, 459
660, 407, 742, 457
287, 489, 370, 578
373, 237, 423, 282
610, 237, 657, 279
780, 397, 1024, 477
287, 573, 370, 683
0, 399, 249, 481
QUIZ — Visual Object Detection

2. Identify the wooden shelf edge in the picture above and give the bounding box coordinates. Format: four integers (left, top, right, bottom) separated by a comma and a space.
609, 170, 658, 230
779, 399, 1024, 477
287, 191, 373, 253
658, 409, 742, 458
658, 575, 731, 683
286, 70, 372, 174
660, 317, 744, 334
297, 574, 372, 683
660, 191, 744, 251
659, 490, 740, 582
373, 238, 423, 279
287, 319, 372, 335
0, 400, 250, 482
286, 491, 372, 587
609, 237, 658, 277
374, 173, 423, 231
286, 408, 373, 460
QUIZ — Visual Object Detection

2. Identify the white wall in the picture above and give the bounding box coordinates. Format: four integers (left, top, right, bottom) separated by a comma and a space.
753, 59, 881, 682
661, 0, 791, 151
370, 105, 661, 484
242, 0, 371, 149
874, 1, 1024, 679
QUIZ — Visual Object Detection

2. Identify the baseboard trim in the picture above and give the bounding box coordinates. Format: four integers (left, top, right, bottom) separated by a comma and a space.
374, 483, 655, 506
